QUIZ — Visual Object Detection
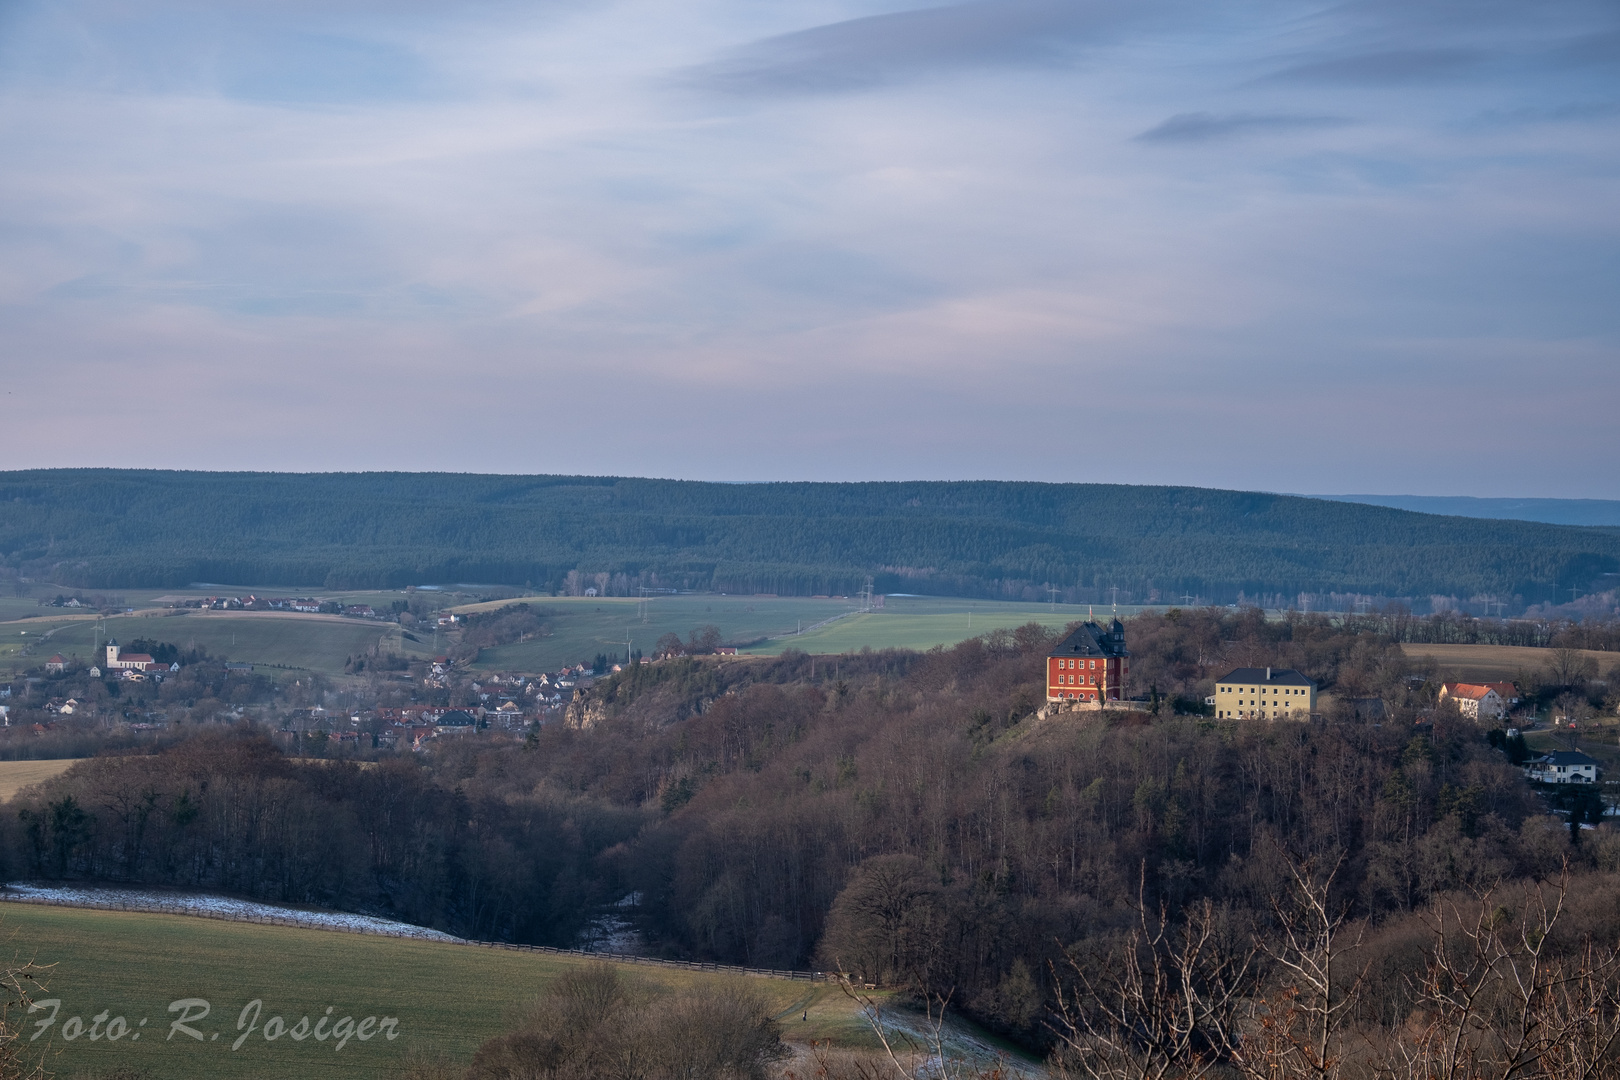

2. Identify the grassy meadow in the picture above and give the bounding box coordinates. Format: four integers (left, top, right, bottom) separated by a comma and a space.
464, 594, 1154, 671
0, 904, 885, 1080
0, 611, 427, 678
0, 589, 1123, 677
29, 587, 1603, 683
0, 760, 75, 801
1400, 643, 1618, 683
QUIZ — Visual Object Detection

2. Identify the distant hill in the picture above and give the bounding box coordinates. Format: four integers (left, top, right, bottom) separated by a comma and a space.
1, 470, 1617, 608
1319, 494, 1620, 528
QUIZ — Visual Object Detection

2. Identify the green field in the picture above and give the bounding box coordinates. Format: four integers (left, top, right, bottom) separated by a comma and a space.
0, 904, 878, 1080
738, 602, 1144, 657
0, 584, 439, 677
0, 612, 429, 678
465, 594, 1156, 671
1, 588, 1164, 678
466, 594, 862, 672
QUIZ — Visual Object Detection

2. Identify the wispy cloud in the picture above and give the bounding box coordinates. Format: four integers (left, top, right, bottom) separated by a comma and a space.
1136, 112, 1351, 143
681, 0, 1142, 94
1263, 48, 1482, 85
0, 0, 1617, 496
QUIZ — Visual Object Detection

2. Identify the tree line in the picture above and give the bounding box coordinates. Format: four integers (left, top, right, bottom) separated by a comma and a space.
3, 735, 645, 944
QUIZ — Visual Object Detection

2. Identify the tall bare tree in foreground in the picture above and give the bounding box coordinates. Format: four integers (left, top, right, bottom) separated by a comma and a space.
1050, 858, 1620, 1080
1380, 873, 1620, 1080
0, 951, 50, 1080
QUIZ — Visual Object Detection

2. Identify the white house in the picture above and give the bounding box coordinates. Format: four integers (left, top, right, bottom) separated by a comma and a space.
1439, 682, 1515, 721
1524, 750, 1599, 784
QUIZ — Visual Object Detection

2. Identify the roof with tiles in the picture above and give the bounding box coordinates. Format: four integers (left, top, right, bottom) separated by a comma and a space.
1441, 682, 1504, 701
1047, 619, 1130, 659
1217, 667, 1316, 687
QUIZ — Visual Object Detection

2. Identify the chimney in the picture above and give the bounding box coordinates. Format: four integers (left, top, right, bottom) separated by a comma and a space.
1266, 666, 1271, 680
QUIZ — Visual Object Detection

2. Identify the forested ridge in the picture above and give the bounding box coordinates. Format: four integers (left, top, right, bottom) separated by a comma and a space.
2, 470, 1618, 605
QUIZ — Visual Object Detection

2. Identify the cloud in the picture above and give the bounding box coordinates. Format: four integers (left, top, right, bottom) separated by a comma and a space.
1263, 48, 1482, 85
1466, 101, 1620, 127
682, 0, 1141, 95
1560, 29, 1620, 66
1136, 112, 1351, 143
1, 0, 1618, 495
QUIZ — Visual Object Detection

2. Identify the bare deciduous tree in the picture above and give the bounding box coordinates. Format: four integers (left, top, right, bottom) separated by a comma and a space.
0, 953, 50, 1080
1049, 894, 1254, 1080
1050, 854, 1369, 1080
1379, 871, 1620, 1080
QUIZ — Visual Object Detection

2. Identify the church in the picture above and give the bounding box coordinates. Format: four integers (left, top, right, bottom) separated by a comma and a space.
104, 639, 160, 673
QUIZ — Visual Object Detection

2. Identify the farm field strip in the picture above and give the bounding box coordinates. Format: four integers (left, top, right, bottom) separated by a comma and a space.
0, 886, 826, 982
0, 759, 76, 801
1400, 643, 1617, 682
0, 610, 427, 676
0, 887, 465, 942
471, 594, 1154, 670
0, 904, 918, 1080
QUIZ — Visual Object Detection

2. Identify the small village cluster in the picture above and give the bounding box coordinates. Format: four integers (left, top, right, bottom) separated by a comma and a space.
11, 615, 1604, 791
163, 595, 384, 618
277, 656, 677, 750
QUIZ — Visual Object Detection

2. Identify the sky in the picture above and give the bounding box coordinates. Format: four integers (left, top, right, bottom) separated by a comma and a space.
1, 0, 1617, 495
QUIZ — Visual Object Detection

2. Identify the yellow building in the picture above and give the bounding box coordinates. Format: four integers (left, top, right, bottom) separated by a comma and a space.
1214, 666, 1316, 720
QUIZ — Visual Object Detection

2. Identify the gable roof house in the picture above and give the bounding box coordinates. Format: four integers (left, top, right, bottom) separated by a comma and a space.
435, 709, 478, 734
1214, 667, 1317, 720
1438, 682, 1511, 721
1525, 750, 1599, 784
45, 655, 66, 674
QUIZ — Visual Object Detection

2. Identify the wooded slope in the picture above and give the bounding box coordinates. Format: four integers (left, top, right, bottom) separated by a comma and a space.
2, 470, 1616, 603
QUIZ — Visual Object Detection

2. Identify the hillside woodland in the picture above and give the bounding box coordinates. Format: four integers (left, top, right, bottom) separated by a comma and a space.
3, 470, 1618, 604
9, 610, 1620, 1079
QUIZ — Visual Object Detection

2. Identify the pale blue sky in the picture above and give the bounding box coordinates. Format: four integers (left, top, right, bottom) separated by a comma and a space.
1, 0, 1616, 495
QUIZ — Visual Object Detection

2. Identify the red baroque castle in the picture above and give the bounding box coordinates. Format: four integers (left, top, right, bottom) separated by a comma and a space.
1046, 619, 1129, 703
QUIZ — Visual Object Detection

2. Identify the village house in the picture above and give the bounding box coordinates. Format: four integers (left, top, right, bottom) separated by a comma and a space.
1046, 619, 1130, 703
45, 654, 66, 674
1438, 681, 1517, 721
1214, 667, 1317, 720
104, 640, 159, 673
1524, 749, 1599, 784
434, 709, 478, 734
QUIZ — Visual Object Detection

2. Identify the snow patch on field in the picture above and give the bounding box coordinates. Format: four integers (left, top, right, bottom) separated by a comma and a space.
0, 883, 461, 941
867, 1006, 1045, 1079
